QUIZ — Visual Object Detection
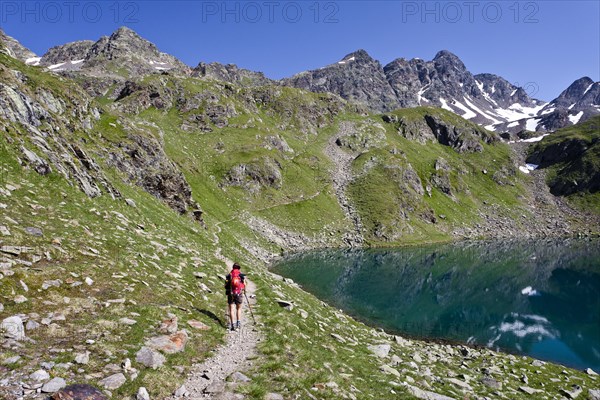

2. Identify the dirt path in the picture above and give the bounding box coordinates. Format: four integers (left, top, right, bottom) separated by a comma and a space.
163, 223, 262, 399
323, 121, 364, 246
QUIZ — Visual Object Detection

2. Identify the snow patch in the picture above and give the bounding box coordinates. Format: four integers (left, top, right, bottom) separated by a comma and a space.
510, 88, 518, 96
583, 83, 594, 96
48, 62, 66, 70
452, 99, 477, 119
522, 134, 548, 143
525, 118, 540, 132
72, 59, 84, 65
568, 104, 575, 110
519, 164, 538, 174
25, 57, 41, 66
439, 98, 453, 112
568, 111, 584, 125
507, 121, 519, 128
463, 97, 501, 124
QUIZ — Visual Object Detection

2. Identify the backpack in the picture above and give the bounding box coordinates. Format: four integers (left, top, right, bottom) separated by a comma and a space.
230, 269, 244, 295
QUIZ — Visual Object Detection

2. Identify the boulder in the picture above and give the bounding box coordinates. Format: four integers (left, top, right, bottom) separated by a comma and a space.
50, 384, 107, 400
1, 315, 26, 340
367, 344, 391, 358
42, 377, 67, 393
99, 373, 126, 390
146, 330, 188, 354
135, 346, 165, 369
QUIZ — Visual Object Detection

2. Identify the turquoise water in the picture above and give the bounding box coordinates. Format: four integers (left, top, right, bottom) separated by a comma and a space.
272, 239, 600, 371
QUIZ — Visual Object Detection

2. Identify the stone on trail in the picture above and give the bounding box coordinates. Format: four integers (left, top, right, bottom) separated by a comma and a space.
367, 343, 391, 358
135, 346, 166, 369
99, 373, 127, 390
1, 315, 26, 340
204, 381, 226, 394
146, 330, 188, 354
42, 279, 62, 290
228, 371, 251, 382
3, 355, 21, 364
42, 377, 67, 393
136, 387, 150, 400
50, 384, 108, 400
173, 384, 188, 397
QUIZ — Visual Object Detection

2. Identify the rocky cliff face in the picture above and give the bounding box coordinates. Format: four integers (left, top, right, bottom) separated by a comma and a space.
0, 51, 203, 223
283, 49, 600, 134
282, 50, 400, 112
192, 62, 273, 86
0, 29, 37, 62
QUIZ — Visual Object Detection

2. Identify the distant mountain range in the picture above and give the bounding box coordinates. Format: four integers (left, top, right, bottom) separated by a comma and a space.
2, 27, 598, 134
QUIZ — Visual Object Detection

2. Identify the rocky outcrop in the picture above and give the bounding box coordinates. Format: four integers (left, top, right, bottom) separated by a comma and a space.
39, 40, 95, 66
193, 62, 273, 86
282, 49, 399, 112
0, 29, 37, 62
108, 132, 203, 219
224, 157, 283, 193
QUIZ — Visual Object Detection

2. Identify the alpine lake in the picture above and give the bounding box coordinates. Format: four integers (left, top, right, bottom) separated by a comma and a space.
272, 238, 600, 372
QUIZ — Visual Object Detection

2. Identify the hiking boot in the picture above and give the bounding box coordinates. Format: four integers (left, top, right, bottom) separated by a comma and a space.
230, 324, 235, 331
236, 321, 241, 330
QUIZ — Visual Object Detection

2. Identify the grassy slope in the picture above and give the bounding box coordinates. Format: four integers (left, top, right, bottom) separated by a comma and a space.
529, 116, 600, 214
1, 57, 598, 399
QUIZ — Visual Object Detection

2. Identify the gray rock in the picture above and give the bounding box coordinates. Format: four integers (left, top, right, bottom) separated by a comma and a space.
447, 378, 472, 391
264, 394, 284, 400
14, 294, 28, 303
586, 368, 598, 375
42, 279, 62, 290
589, 389, 600, 400
204, 381, 226, 394
228, 371, 251, 382
560, 385, 582, 399
100, 373, 127, 390
519, 386, 542, 395
41, 377, 67, 393
405, 384, 456, 400
25, 226, 43, 236
173, 384, 188, 397
135, 346, 165, 369
137, 387, 150, 400
1, 315, 26, 340
380, 364, 401, 377
275, 299, 294, 310
331, 333, 346, 343
119, 317, 137, 325
26, 320, 40, 330
3, 355, 21, 364
125, 198, 137, 208
29, 369, 50, 382
367, 344, 391, 358
74, 351, 90, 365
480, 376, 502, 390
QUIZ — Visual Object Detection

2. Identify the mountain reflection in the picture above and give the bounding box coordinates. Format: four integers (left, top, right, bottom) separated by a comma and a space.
273, 239, 600, 371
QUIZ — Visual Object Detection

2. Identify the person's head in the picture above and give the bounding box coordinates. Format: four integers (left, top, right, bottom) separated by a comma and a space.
232, 263, 241, 270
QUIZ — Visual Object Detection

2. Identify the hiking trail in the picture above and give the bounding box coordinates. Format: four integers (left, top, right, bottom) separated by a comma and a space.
164, 226, 262, 399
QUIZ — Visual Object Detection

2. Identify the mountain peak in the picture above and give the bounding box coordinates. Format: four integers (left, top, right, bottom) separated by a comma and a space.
341, 49, 374, 63
0, 28, 37, 61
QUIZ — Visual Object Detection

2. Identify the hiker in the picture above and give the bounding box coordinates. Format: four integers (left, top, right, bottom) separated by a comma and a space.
225, 262, 245, 331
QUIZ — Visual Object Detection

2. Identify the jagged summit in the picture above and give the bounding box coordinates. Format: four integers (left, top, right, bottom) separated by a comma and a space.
0, 28, 37, 62
339, 49, 374, 63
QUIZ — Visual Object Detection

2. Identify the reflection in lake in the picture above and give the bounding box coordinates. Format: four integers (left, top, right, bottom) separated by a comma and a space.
272, 239, 600, 371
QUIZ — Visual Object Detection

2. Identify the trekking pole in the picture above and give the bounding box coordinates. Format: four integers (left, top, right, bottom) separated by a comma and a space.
243, 289, 257, 325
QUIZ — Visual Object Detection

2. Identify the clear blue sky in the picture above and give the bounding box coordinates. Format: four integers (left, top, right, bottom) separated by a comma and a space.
1, 0, 598, 101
